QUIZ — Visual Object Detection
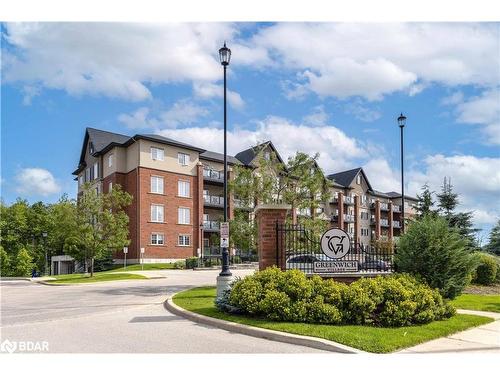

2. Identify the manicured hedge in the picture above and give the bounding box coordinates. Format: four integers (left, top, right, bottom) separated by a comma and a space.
472, 253, 498, 285
217, 267, 455, 327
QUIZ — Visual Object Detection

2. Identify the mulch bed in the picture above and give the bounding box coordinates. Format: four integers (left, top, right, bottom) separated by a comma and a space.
464, 283, 500, 295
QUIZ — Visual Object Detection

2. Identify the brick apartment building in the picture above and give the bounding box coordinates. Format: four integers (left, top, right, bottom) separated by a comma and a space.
73, 127, 417, 263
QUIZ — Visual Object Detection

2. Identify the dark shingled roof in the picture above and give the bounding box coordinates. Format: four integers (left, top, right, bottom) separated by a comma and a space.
384, 191, 418, 201
234, 141, 285, 166
199, 150, 242, 165
327, 167, 362, 188
87, 128, 130, 154
137, 134, 205, 153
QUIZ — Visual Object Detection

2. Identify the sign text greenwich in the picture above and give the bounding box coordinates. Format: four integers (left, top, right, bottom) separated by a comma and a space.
314, 228, 357, 273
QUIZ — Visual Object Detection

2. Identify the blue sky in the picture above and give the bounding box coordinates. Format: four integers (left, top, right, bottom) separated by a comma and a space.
1, 22, 499, 240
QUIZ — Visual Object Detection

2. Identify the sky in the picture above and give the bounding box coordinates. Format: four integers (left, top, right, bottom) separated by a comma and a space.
1, 22, 499, 240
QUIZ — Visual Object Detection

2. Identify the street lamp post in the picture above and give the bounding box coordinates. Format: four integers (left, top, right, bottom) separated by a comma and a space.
397, 113, 407, 233
216, 42, 233, 297
219, 42, 232, 278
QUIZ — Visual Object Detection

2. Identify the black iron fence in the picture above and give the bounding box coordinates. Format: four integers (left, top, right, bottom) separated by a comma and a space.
200, 247, 257, 267
276, 222, 394, 275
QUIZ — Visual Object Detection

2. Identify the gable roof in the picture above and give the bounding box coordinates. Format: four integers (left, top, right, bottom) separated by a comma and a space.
327, 167, 373, 191
234, 141, 285, 166
199, 150, 242, 166
74, 128, 206, 175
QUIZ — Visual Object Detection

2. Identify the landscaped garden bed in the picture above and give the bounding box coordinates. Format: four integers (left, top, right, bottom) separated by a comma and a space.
173, 286, 492, 353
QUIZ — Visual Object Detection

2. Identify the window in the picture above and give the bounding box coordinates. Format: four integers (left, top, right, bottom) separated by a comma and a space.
151, 204, 164, 222
177, 152, 190, 166
263, 151, 270, 160
89, 142, 94, 154
93, 162, 99, 180
178, 235, 191, 246
108, 182, 113, 192
151, 176, 164, 194
85, 168, 91, 182
79, 175, 84, 186
362, 195, 367, 204
178, 207, 190, 224
151, 233, 164, 245
151, 147, 164, 161
108, 154, 114, 168
203, 238, 209, 249
356, 175, 361, 184
178, 180, 190, 197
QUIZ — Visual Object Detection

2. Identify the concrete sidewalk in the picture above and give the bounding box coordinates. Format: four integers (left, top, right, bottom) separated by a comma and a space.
399, 309, 500, 353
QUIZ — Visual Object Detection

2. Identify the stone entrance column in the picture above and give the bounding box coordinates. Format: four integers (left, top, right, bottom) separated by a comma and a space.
255, 204, 292, 271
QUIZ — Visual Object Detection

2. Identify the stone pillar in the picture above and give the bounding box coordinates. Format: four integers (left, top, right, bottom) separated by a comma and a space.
196, 162, 204, 256
375, 200, 381, 240
354, 195, 360, 248
388, 201, 393, 240
337, 192, 345, 230
255, 204, 292, 271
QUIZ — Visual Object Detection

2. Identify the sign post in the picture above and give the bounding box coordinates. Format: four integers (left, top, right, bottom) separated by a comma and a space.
220, 222, 229, 249
140, 247, 145, 271
123, 246, 128, 269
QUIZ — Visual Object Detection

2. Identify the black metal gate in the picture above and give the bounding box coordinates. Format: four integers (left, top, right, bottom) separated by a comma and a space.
276, 222, 394, 275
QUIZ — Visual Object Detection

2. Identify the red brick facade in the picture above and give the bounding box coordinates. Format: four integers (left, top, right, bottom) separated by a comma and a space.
104, 167, 202, 262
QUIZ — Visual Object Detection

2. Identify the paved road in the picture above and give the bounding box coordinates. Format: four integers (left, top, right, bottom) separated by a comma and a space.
0, 270, 325, 353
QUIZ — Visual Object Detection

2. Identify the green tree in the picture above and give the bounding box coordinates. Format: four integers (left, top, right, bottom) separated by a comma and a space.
0, 199, 31, 255
64, 184, 132, 276
415, 183, 436, 218
14, 247, 35, 277
436, 177, 459, 219
395, 215, 477, 299
485, 219, 500, 255
0, 245, 12, 277
229, 211, 256, 251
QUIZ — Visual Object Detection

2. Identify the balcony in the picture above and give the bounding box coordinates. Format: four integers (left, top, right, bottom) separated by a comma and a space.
203, 220, 220, 232
203, 195, 224, 208
393, 221, 401, 228
392, 205, 401, 213
344, 196, 355, 205
380, 203, 389, 211
344, 214, 355, 223
380, 219, 389, 227
234, 198, 254, 211
203, 168, 224, 184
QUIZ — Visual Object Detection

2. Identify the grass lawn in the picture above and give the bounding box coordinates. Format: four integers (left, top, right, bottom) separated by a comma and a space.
107, 263, 176, 272
451, 294, 500, 313
173, 286, 493, 353
48, 272, 148, 284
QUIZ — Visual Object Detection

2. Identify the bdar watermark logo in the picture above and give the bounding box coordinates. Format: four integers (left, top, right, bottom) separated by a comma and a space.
1, 339, 49, 353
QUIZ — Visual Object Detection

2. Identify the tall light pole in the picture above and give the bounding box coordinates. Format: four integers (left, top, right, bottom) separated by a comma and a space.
217, 42, 232, 297
397, 113, 407, 233
218, 42, 232, 278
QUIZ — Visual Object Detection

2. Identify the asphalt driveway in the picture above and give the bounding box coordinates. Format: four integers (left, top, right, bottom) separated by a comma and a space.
0, 270, 325, 353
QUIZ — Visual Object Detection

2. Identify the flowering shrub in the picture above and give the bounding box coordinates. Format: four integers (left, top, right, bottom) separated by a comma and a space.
223, 267, 455, 327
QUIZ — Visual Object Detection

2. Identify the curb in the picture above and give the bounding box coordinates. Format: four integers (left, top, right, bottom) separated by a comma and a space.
164, 292, 365, 354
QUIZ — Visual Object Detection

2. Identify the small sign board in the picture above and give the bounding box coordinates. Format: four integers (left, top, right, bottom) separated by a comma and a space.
140, 247, 145, 254
220, 222, 229, 248
313, 260, 359, 273
320, 228, 350, 259
123, 247, 128, 254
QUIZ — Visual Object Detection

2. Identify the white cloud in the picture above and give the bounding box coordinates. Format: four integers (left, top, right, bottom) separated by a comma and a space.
3, 23, 237, 101
363, 158, 400, 192
408, 154, 500, 226
246, 23, 499, 100
193, 82, 245, 110
15, 168, 61, 197
302, 105, 329, 126
157, 115, 366, 172
118, 100, 209, 129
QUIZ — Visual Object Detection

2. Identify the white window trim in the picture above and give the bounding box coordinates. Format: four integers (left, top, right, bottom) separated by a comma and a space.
108, 154, 114, 168
178, 234, 191, 246
151, 232, 165, 245
151, 204, 164, 223
150, 175, 164, 194
178, 207, 191, 225
177, 152, 190, 166
151, 147, 165, 161
178, 180, 191, 198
